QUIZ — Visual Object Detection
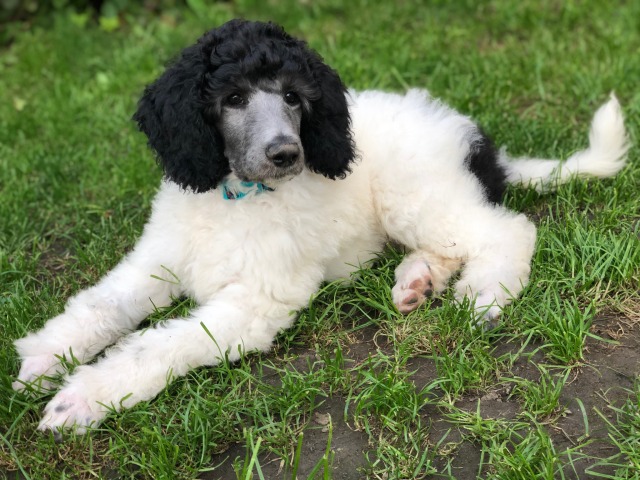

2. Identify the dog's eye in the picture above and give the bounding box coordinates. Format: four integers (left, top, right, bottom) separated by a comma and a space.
225, 93, 245, 107
284, 91, 301, 106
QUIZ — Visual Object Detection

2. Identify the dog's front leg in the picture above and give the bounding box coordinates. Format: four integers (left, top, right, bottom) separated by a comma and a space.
36, 294, 293, 435
13, 238, 182, 392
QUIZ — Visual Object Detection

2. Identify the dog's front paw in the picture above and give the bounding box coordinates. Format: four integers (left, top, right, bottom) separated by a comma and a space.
38, 388, 106, 438
392, 260, 434, 314
13, 354, 63, 393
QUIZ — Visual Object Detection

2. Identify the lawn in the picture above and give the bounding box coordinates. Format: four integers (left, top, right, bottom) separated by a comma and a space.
1, 0, 639, 478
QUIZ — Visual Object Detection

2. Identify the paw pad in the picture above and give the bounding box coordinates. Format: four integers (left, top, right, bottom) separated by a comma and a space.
392, 260, 434, 314
38, 390, 104, 436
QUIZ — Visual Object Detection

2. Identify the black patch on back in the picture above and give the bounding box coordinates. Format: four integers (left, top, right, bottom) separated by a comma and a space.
465, 130, 507, 204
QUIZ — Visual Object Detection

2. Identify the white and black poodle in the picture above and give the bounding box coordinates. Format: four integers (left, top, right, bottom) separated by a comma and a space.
13, 19, 629, 434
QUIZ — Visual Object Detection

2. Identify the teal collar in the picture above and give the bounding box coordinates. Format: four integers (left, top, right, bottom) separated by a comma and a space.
221, 179, 274, 200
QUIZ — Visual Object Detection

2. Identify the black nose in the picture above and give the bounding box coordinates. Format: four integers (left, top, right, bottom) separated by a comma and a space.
266, 140, 300, 167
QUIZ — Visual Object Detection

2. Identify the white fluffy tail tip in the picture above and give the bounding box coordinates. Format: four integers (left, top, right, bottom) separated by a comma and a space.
502, 93, 630, 192
587, 93, 629, 162
565, 92, 629, 179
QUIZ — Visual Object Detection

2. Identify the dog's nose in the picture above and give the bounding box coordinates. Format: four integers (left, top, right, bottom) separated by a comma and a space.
266, 141, 300, 167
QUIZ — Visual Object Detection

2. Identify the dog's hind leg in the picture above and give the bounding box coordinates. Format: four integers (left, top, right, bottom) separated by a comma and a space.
452, 211, 537, 323
387, 198, 536, 322
36, 287, 295, 435
392, 251, 461, 314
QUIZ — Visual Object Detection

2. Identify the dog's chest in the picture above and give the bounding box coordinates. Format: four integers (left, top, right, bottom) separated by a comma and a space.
171, 183, 379, 306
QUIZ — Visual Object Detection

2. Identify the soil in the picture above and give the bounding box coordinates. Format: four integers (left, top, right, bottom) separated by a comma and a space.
206, 313, 640, 479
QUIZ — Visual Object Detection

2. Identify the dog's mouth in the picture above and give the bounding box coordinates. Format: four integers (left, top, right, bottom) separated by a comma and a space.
234, 161, 303, 184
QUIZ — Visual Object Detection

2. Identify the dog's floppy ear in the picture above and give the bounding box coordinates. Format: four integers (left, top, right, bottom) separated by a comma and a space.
133, 41, 229, 192
301, 55, 356, 179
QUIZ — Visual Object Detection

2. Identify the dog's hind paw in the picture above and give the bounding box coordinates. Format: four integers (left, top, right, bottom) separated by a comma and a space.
474, 294, 502, 319
38, 389, 105, 437
392, 259, 434, 314
455, 290, 503, 329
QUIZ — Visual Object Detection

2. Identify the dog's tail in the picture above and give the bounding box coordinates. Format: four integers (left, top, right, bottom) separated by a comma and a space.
498, 94, 629, 192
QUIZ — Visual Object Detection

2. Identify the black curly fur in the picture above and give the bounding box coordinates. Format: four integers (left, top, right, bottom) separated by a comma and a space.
133, 19, 356, 192
465, 130, 507, 204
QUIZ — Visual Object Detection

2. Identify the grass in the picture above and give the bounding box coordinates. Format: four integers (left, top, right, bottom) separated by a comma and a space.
1, 0, 639, 478
589, 381, 640, 478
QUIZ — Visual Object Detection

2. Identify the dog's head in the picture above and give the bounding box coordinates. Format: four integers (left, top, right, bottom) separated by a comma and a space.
133, 19, 355, 192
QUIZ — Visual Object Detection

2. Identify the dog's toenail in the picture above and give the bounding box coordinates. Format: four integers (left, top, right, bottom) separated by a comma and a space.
47, 429, 63, 443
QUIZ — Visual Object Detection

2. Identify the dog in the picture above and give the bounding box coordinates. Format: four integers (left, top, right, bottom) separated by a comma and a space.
13, 19, 629, 435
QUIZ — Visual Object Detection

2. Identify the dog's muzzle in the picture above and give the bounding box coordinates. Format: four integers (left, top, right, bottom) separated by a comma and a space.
266, 137, 301, 168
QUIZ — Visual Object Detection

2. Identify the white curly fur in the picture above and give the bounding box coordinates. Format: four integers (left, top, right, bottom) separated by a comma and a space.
14, 89, 628, 435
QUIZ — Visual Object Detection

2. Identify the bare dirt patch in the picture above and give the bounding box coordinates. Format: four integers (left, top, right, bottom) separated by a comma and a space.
206, 312, 640, 479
